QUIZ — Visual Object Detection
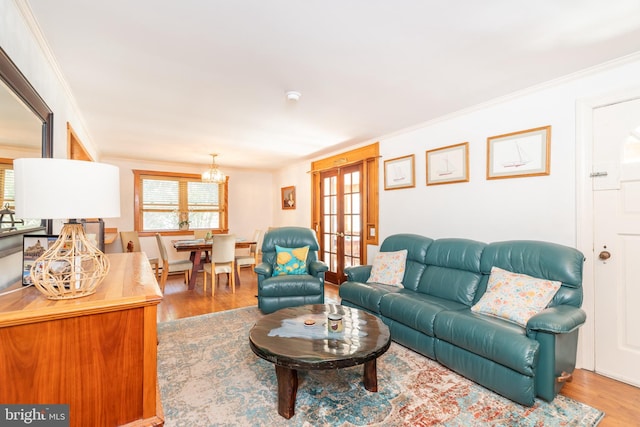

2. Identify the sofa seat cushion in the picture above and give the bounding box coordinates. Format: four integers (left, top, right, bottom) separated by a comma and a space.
339, 281, 403, 314
259, 275, 323, 297
380, 292, 467, 337
434, 309, 539, 376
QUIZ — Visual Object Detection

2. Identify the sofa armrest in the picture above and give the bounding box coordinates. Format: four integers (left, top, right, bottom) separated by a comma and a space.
345, 265, 372, 282
254, 261, 272, 278
526, 305, 586, 335
309, 260, 329, 277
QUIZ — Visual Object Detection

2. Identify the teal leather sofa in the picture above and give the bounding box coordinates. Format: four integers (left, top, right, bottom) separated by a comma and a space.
255, 227, 328, 314
339, 234, 585, 406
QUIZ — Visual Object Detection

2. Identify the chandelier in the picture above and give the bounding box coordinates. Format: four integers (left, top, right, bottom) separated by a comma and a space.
201, 153, 225, 183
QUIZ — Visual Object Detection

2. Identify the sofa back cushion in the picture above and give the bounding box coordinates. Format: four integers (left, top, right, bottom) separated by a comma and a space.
477, 240, 584, 308
379, 234, 433, 291
417, 238, 486, 305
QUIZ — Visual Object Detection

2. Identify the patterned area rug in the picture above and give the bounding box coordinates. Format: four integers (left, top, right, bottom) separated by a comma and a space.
157, 306, 604, 427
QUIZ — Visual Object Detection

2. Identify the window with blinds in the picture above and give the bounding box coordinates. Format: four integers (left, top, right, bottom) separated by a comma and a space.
134, 170, 228, 234
0, 160, 41, 229
0, 163, 15, 208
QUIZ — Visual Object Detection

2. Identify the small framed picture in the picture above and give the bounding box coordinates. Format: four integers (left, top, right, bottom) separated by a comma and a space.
281, 186, 296, 210
384, 154, 415, 190
487, 126, 551, 179
22, 234, 58, 285
426, 142, 469, 185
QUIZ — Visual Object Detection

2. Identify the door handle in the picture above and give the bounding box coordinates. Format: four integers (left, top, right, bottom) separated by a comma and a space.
336, 232, 344, 238
599, 250, 611, 260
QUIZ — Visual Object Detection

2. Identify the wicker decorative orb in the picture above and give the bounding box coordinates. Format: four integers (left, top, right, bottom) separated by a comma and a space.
30, 223, 110, 300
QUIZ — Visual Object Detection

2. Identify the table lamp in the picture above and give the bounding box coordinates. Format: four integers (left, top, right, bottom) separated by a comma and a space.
14, 158, 120, 299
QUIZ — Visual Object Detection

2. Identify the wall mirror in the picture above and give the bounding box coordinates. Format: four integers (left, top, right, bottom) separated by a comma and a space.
0, 46, 53, 257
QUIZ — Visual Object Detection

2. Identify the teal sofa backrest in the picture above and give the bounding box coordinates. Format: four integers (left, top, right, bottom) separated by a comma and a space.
417, 238, 486, 305
380, 234, 433, 291
477, 240, 584, 308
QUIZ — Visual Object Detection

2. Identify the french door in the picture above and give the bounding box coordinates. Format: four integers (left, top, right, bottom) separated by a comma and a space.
320, 164, 363, 284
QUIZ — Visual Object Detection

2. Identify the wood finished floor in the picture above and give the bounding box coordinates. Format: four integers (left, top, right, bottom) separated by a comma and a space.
157, 269, 640, 426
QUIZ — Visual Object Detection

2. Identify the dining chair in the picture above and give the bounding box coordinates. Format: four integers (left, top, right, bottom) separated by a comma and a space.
193, 229, 212, 240
155, 233, 193, 293
120, 231, 159, 279
203, 234, 236, 296
193, 229, 213, 264
235, 229, 263, 277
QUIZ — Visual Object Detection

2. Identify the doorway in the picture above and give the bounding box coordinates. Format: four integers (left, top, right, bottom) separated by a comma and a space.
311, 143, 379, 285
319, 164, 363, 284
591, 97, 640, 387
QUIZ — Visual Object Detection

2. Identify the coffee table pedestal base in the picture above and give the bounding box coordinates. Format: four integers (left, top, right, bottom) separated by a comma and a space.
276, 365, 298, 419
363, 359, 378, 392
274, 359, 379, 419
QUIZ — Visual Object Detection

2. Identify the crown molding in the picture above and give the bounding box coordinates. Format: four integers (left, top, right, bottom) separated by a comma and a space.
14, 0, 95, 153
379, 51, 640, 142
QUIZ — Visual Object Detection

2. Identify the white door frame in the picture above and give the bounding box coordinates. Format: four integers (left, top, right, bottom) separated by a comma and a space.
575, 86, 640, 370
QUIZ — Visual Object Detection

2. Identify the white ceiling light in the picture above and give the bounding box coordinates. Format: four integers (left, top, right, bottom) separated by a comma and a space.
286, 90, 301, 101
201, 153, 226, 183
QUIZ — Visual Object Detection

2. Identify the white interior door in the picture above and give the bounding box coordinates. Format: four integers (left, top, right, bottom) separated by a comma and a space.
592, 97, 640, 387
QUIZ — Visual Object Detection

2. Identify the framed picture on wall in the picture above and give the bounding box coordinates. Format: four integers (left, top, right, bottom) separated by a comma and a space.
281, 186, 296, 210
384, 154, 415, 190
426, 142, 469, 185
487, 125, 551, 179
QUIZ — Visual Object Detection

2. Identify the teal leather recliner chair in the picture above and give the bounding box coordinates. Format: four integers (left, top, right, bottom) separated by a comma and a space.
255, 226, 328, 314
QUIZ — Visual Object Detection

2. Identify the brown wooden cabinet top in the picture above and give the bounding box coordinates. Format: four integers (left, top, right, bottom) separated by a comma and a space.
0, 252, 163, 328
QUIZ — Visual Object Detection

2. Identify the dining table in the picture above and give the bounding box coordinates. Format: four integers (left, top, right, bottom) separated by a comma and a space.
172, 238, 257, 290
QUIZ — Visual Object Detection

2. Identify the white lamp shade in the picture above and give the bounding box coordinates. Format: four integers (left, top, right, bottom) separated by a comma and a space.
14, 158, 121, 220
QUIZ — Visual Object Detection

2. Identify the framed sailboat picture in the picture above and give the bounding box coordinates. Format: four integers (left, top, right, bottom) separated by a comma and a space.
384, 154, 415, 190
487, 126, 551, 179
426, 142, 469, 185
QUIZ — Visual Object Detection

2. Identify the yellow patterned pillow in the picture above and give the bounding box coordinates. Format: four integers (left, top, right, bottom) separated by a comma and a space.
273, 245, 309, 276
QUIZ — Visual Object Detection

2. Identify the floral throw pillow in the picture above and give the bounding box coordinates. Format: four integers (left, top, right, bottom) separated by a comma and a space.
366, 249, 408, 287
272, 245, 309, 276
471, 266, 562, 327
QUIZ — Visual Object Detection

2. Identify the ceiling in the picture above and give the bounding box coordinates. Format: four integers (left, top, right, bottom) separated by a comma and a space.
24, 0, 640, 170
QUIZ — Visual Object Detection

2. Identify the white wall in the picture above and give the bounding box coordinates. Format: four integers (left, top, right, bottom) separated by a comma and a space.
0, 1, 98, 160
0, 1, 98, 289
274, 54, 640, 370
277, 55, 640, 247
271, 162, 312, 228
102, 157, 274, 262
377, 57, 640, 247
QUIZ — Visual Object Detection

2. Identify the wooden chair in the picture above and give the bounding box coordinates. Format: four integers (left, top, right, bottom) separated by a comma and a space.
193, 229, 212, 239
120, 231, 159, 279
155, 233, 193, 293
193, 230, 213, 264
235, 229, 263, 277
203, 234, 236, 296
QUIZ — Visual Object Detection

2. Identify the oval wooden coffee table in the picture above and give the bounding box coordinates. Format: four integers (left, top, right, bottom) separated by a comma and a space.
249, 304, 391, 419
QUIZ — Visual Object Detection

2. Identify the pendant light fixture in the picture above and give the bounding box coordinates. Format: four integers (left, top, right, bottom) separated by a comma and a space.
201, 153, 226, 183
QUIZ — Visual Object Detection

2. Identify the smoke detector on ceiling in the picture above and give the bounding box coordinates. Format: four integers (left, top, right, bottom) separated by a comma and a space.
286, 91, 301, 101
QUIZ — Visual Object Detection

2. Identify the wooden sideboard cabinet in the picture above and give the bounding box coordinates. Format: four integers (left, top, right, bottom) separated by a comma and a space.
0, 252, 164, 427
